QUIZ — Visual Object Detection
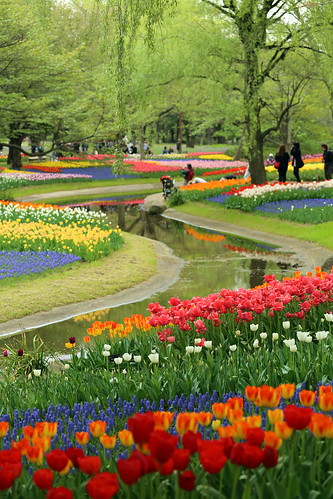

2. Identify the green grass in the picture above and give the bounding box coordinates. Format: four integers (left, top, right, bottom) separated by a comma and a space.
175, 202, 333, 250
36, 189, 161, 205
0, 233, 157, 323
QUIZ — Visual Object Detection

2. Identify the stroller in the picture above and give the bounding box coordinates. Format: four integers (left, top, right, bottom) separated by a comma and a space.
160, 175, 175, 200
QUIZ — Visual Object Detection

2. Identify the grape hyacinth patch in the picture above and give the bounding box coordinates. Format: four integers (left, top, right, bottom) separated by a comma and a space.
255, 198, 333, 214
205, 193, 230, 204
0, 250, 81, 280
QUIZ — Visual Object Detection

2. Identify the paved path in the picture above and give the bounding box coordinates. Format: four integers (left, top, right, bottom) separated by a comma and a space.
17, 183, 163, 203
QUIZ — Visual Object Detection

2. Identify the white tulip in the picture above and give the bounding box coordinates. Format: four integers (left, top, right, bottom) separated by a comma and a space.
297, 331, 311, 342
282, 321, 290, 330
260, 332, 267, 339
235, 330, 241, 336
250, 324, 259, 331
316, 331, 329, 341
123, 353, 132, 361
229, 345, 237, 352
290, 345, 297, 353
204, 341, 212, 349
114, 357, 123, 365
272, 333, 279, 341
103, 344, 111, 351
28, 373, 32, 380
63, 364, 70, 370
283, 339, 295, 348
186, 346, 194, 354
33, 369, 41, 377
324, 313, 333, 322
194, 346, 202, 353
64, 376, 68, 381
151, 349, 157, 354
148, 352, 159, 363
122, 369, 127, 374
194, 338, 202, 345
253, 339, 259, 348
134, 355, 142, 363
102, 350, 111, 357
304, 336, 312, 343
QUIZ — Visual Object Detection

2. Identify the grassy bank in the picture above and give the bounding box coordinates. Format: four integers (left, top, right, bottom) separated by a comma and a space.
34, 189, 161, 205
0, 233, 157, 323
175, 202, 333, 250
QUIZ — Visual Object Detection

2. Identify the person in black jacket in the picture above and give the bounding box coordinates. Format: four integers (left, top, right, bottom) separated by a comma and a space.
290, 142, 303, 182
321, 144, 333, 180
275, 144, 290, 182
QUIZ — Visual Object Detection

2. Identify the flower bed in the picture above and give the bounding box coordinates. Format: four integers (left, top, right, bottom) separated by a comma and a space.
0, 202, 123, 262
0, 384, 332, 497
0, 251, 81, 280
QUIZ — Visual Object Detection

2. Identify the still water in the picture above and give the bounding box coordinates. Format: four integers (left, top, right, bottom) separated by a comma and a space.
4, 205, 300, 351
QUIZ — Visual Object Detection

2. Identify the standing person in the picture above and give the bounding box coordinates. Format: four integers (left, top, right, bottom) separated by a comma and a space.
275, 144, 290, 182
290, 142, 303, 182
321, 143, 333, 180
181, 164, 194, 185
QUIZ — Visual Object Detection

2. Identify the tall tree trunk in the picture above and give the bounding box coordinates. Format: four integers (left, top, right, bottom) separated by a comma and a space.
8, 135, 23, 169
243, 46, 267, 184
280, 108, 292, 150
233, 127, 246, 160
177, 112, 183, 153
139, 125, 146, 160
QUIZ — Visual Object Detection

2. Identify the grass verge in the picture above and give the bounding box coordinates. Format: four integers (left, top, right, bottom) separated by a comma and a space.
0, 233, 157, 323
175, 202, 333, 250
37, 189, 161, 205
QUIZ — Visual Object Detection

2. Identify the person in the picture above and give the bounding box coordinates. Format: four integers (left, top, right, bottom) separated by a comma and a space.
162, 146, 168, 154
321, 143, 333, 180
290, 141, 303, 182
168, 146, 174, 154
266, 153, 275, 165
181, 164, 194, 185
189, 177, 206, 184
275, 144, 290, 182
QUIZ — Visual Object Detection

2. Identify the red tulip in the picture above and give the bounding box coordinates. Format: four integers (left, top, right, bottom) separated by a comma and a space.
246, 427, 265, 446
172, 449, 190, 471
117, 458, 141, 485
283, 405, 313, 430
182, 431, 202, 454
127, 413, 155, 444
262, 446, 279, 468
46, 487, 73, 499
178, 470, 196, 491
77, 457, 101, 476
64, 447, 85, 468
86, 472, 119, 499
0, 469, 15, 490
33, 469, 54, 490
159, 458, 174, 476
46, 450, 69, 472
199, 450, 227, 474
148, 429, 178, 463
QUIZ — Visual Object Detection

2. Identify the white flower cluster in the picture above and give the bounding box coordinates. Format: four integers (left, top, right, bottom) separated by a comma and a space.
186, 339, 213, 354
237, 180, 333, 198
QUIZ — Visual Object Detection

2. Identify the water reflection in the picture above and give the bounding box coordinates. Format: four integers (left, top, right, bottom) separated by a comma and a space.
2, 206, 301, 351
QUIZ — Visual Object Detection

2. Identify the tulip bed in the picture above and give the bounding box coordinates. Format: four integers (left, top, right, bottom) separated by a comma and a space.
0, 201, 123, 265
2, 271, 333, 496
0, 384, 333, 497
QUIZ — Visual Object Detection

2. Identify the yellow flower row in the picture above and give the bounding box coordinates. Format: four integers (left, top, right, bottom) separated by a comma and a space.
198, 154, 233, 160
266, 162, 324, 173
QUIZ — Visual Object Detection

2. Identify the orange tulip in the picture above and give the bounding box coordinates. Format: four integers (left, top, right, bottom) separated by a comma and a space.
32, 436, 51, 452
118, 430, 134, 447
89, 421, 107, 438
197, 412, 213, 427
99, 435, 117, 449
255, 386, 281, 408
299, 390, 316, 407
83, 336, 91, 343
274, 421, 293, 440
75, 432, 90, 445
227, 397, 244, 411
226, 408, 243, 424
217, 425, 235, 438
264, 431, 282, 450
176, 413, 198, 435
212, 403, 228, 419
12, 438, 30, 455
309, 414, 333, 438
319, 385, 333, 395
153, 412, 174, 430
23, 426, 38, 441
0, 422, 9, 437
267, 409, 284, 424
233, 421, 251, 440
245, 386, 260, 402
26, 445, 44, 465
318, 393, 333, 412
279, 384, 295, 399
245, 415, 262, 428
35, 422, 58, 438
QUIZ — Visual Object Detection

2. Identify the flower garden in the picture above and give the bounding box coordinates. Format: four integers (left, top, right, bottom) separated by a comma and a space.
1, 150, 333, 497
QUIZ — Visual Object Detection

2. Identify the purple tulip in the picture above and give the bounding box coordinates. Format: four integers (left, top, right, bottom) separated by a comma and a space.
2, 350, 8, 357
69, 337, 76, 344
17, 349, 23, 357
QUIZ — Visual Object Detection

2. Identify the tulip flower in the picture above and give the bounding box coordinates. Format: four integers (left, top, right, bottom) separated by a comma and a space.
75, 432, 90, 445
86, 472, 119, 499
89, 421, 106, 438
45, 486, 73, 498
279, 384, 295, 399
229, 345, 237, 352
117, 458, 141, 485
299, 390, 316, 407
46, 450, 70, 472
274, 421, 293, 439
148, 352, 159, 363
267, 409, 284, 424
33, 469, 54, 490
118, 430, 134, 447
318, 393, 333, 411
77, 456, 101, 475
283, 405, 313, 430
133, 355, 142, 362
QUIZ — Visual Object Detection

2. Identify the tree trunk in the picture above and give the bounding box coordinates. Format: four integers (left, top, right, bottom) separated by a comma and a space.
177, 112, 183, 153
233, 127, 246, 160
139, 125, 146, 160
280, 108, 292, 151
8, 136, 23, 169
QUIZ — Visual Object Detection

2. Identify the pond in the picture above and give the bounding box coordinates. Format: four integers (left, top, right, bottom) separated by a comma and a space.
2, 203, 301, 351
